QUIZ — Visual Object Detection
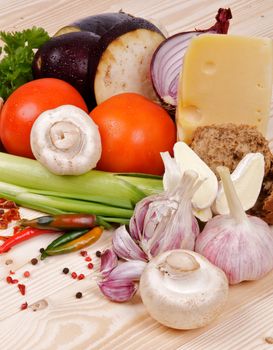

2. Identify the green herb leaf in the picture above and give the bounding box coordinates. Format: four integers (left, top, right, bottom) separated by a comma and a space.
0, 27, 50, 100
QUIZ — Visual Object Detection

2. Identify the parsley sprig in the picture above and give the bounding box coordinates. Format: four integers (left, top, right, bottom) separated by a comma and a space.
0, 27, 50, 100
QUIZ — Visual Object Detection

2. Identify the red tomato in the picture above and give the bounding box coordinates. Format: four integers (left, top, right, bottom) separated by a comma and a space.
0, 78, 88, 158
90, 93, 176, 175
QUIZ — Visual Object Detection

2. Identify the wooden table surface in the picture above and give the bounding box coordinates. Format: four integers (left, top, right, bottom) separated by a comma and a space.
0, 1, 273, 349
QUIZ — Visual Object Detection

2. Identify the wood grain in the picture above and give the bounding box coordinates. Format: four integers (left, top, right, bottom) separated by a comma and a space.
0, 1, 273, 349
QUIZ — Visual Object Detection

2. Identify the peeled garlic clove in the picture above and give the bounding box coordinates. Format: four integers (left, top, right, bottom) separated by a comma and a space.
31, 105, 102, 175
139, 250, 228, 329
173, 142, 218, 209
212, 153, 265, 215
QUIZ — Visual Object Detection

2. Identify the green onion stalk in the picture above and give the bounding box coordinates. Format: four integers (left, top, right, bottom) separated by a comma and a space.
0, 153, 163, 225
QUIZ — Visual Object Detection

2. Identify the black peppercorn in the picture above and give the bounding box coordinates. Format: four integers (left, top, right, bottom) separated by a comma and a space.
95, 250, 101, 257
62, 267, 69, 274
75, 292, 82, 299
31, 258, 38, 265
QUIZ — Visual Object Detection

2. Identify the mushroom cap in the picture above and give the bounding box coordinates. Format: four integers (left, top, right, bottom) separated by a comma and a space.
139, 249, 229, 330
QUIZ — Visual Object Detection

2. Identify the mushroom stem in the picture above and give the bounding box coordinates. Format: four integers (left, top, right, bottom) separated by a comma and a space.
162, 251, 200, 278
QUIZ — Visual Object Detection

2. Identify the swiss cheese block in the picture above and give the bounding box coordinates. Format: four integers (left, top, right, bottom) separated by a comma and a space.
176, 34, 273, 143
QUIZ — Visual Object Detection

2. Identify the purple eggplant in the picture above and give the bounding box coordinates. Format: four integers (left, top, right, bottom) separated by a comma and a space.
32, 31, 100, 109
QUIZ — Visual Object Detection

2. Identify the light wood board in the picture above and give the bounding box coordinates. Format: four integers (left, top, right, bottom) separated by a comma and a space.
0, 1, 273, 349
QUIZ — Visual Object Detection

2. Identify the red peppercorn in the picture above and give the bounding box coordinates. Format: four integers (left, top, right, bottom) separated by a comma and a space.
18, 284, 26, 295
9, 270, 15, 275
23, 271, 30, 278
85, 256, 91, 262
80, 250, 88, 257
71, 272, 77, 279
6, 276, 12, 284
11, 279, 19, 284
78, 274, 85, 280
20, 302, 28, 310
87, 263, 94, 269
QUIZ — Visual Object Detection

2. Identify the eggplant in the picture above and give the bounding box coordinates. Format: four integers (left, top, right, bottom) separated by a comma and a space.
33, 12, 166, 109
32, 31, 100, 109
54, 11, 137, 37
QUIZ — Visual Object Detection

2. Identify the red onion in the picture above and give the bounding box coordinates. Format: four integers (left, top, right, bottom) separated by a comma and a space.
150, 8, 232, 112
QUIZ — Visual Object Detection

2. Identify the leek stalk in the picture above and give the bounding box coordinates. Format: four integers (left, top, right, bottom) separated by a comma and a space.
0, 153, 163, 224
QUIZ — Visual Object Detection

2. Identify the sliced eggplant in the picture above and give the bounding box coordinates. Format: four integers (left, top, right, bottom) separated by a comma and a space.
95, 28, 164, 104
32, 31, 100, 109
94, 16, 165, 104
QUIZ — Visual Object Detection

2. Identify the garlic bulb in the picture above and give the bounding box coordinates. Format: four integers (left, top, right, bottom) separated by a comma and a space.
195, 166, 273, 284
97, 168, 203, 302
139, 250, 229, 329
31, 105, 101, 175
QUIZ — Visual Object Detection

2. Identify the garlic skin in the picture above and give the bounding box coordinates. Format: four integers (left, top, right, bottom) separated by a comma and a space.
31, 105, 102, 175
195, 166, 273, 284
139, 250, 228, 330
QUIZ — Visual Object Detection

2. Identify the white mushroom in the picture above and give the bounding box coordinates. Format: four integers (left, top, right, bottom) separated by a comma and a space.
139, 249, 229, 330
30, 105, 101, 175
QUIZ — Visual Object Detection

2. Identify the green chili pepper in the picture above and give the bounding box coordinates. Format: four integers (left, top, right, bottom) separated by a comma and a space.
44, 226, 103, 256
41, 229, 89, 260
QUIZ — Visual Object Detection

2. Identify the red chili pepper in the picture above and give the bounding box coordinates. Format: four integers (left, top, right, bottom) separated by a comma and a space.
19, 214, 105, 230
0, 227, 62, 254
18, 284, 26, 295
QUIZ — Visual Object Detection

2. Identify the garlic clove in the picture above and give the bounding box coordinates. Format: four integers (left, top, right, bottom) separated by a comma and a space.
100, 249, 118, 277
212, 153, 265, 215
98, 260, 147, 302
139, 249, 229, 329
107, 260, 147, 281
173, 142, 218, 209
112, 225, 147, 261
98, 279, 138, 303
161, 151, 181, 192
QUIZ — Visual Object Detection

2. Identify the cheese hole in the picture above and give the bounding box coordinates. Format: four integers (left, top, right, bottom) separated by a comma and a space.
181, 106, 202, 123
203, 61, 216, 74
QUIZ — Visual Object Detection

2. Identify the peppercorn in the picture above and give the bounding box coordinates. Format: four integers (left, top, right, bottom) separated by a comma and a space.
71, 272, 77, 279
31, 258, 38, 265
78, 274, 85, 280
87, 263, 94, 270
80, 250, 88, 257
95, 250, 101, 257
75, 292, 82, 299
39, 248, 45, 253
85, 256, 91, 262
62, 267, 69, 274
20, 302, 28, 310
6, 276, 12, 284
23, 271, 30, 278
